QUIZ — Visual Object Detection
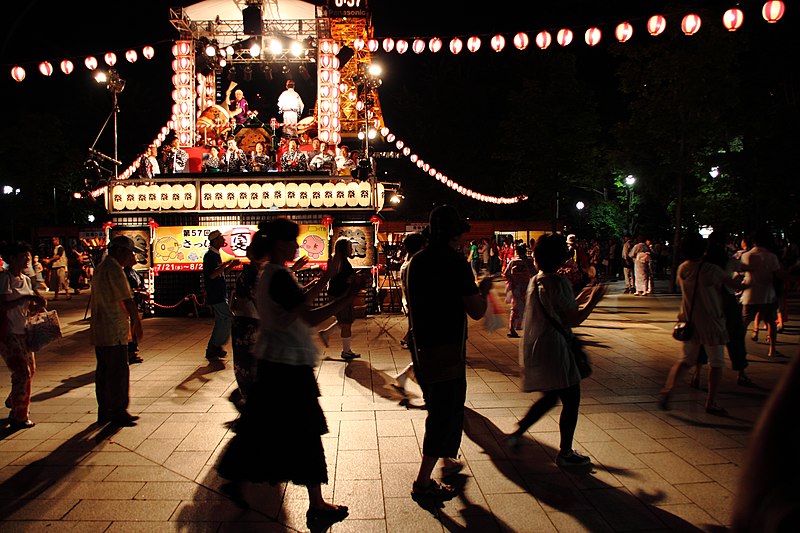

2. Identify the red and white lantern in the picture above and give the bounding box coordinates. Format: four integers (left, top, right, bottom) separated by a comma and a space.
681, 14, 702, 35
467, 36, 481, 52
723, 8, 744, 31
104, 52, 117, 66
429, 37, 442, 53
557, 28, 573, 46
396, 40, 408, 54
491, 34, 505, 52
353, 38, 365, 51
449, 37, 463, 54
367, 39, 379, 52
412, 39, 425, 54
85, 56, 98, 70
60, 60, 74, 74
513, 32, 529, 50
11, 66, 25, 82
762, 1, 785, 23
584, 27, 602, 46
647, 15, 667, 36
536, 31, 552, 50
125, 49, 138, 63
38, 61, 53, 76
382, 37, 394, 52
615, 22, 633, 42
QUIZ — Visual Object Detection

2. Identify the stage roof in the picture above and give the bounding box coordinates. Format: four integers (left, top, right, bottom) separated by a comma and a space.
184, 0, 316, 22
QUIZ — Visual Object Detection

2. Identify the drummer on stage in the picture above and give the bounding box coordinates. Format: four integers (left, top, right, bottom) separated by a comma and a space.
226, 86, 250, 127
277, 80, 304, 138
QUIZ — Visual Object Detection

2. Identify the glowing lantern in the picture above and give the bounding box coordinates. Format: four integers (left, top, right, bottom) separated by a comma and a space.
681, 14, 702, 35
396, 140, 404, 149
353, 38, 365, 51
723, 8, 744, 31
142, 45, 154, 59
11, 66, 25, 82
467, 36, 481, 52
536, 31, 552, 49
412, 39, 425, 54
491, 34, 505, 52
177, 41, 191, 56
355, 100, 364, 111
104, 52, 117, 66
513, 32, 529, 50
60, 60, 74, 74
410, 154, 418, 163
85, 56, 98, 70
763, 1, 785, 23
615, 22, 633, 42
429, 37, 442, 53
380, 127, 389, 136
331, 42, 340, 55
396, 40, 408, 54
38, 61, 53, 76
557, 28, 573, 46
585, 27, 602, 46
429, 168, 436, 176
367, 39, 379, 52
402, 147, 411, 156
126, 49, 138, 62
648, 15, 667, 36
319, 130, 330, 143
449, 37, 463, 54
382, 38, 394, 52
386, 133, 395, 142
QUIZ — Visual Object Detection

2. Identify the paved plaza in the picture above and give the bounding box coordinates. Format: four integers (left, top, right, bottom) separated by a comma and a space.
0, 280, 796, 532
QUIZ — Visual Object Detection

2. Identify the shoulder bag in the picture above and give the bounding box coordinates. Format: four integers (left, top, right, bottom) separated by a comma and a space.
534, 278, 592, 379
673, 261, 704, 342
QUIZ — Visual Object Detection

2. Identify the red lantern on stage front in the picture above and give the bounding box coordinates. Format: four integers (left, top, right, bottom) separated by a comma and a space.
681, 14, 702, 35
762, 1, 785, 23
321, 214, 334, 227
648, 15, 667, 36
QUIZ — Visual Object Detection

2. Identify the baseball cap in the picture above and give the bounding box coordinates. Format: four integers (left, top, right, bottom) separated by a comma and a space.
109, 235, 145, 253
208, 230, 223, 241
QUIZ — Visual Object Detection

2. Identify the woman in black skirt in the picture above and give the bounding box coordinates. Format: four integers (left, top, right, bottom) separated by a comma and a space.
217, 218, 362, 530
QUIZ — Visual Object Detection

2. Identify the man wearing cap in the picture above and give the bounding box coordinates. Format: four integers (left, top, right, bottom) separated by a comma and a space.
406, 205, 493, 499
277, 79, 304, 138
91, 235, 145, 427
204, 230, 240, 360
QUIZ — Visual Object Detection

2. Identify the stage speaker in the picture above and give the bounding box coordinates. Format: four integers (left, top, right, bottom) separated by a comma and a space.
336, 45, 354, 69
243, 5, 263, 35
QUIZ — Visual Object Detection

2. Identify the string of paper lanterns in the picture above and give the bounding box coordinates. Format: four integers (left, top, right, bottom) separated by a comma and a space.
380, 126, 527, 204
9, 45, 156, 82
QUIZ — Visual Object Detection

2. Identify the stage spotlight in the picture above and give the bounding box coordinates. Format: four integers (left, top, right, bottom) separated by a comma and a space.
249, 43, 261, 57
205, 44, 216, 57
94, 71, 108, 84
281, 64, 291, 79
290, 41, 302, 57
262, 64, 273, 80
243, 64, 253, 81
227, 66, 237, 81
270, 39, 282, 55
226, 45, 234, 56
298, 64, 310, 81
367, 63, 382, 77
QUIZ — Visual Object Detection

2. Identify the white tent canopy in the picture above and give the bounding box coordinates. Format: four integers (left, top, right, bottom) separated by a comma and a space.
184, 0, 316, 23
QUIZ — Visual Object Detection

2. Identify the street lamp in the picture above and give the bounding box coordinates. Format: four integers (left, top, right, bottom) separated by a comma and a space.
576, 201, 585, 233
625, 175, 636, 235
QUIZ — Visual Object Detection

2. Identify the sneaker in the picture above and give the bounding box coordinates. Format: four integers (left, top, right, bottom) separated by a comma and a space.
556, 450, 591, 467
341, 350, 361, 360
318, 330, 331, 348
442, 457, 464, 477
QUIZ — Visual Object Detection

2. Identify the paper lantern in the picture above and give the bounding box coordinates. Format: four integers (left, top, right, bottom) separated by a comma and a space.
367, 39, 379, 52
320, 40, 332, 54
396, 140, 404, 149
467, 36, 481, 52
353, 38, 365, 51
382, 37, 394, 52
59, 60, 74, 74
762, 1, 785, 23
648, 15, 667, 36
38, 61, 53, 76
557, 28, 573, 46
396, 39, 408, 54
104, 52, 117, 66
429, 37, 442, 53
125, 49, 138, 63
386, 133, 395, 143
85, 56, 98, 70
681, 14, 702, 35
176, 41, 192, 56
310, 184, 324, 208
143, 45, 155, 59
409, 154, 418, 163
615, 22, 633, 42
536, 31, 552, 49
11, 66, 25, 82
491, 34, 505, 52
449, 37, 463, 54
370, 214, 381, 224
723, 8, 744, 31
413, 39, 426, 54
321, 214, 334, 226
513, 32, 529, 50
585, 27, 602, 46
402, 147, 411, 156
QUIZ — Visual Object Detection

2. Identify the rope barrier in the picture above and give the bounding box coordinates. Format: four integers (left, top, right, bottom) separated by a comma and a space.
151, 293, 206, 309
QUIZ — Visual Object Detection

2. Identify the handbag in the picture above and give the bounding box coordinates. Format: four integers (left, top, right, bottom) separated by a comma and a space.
534, 279, 592, 379
673, 261, 704, 342
25, 310, 62, 352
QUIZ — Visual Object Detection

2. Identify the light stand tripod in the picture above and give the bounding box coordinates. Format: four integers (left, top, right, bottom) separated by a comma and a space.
88, 69, 125, 179
378, 241, 403, 313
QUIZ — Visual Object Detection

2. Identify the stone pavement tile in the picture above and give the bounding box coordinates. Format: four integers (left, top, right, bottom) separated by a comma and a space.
468, 459, 526, 495
163, 450, 212, 480
106, 522, 220, 532
133, 481, 222, 500
148, 422, 198, 441
483, 492, 555, 532
583, 412, 636, 430
581, 487, 670, 530
521, 472, 594, 512
378, 436, 420, 464
561, 464, 624, 490
104, 465, 187, 482
672, 425, 742, 449
174, 423, 229, 452
605, 427, 668, 454
0, 451, 26, 468
376, 418, 415, 437
581, 440, 648, 471
6, 422, 72, 440
134, 438, 182, 464
637, 452, 712, 484
0, 498, 80, 520
40, 480, 145, 500
62, 499, 179, 521
573, 417, 613, 443
654, 503, 722, 530
384, 496, 444, 532
659, 437, 731, 466
169, 499, 272, 522
713, 446, 749, 465
696, 463, 743, 493
674, 481, 735, 526
333, 479, 385, 519
331, 518, 389, 532
0, 521, 110, 532
380, 462, 418, 498
336, 449, 381, 480
505, 442, 561, 475
617, 411, 687, 439
612, 467, 691, 505
545, 510, 614, 532
338, 419, 378, 450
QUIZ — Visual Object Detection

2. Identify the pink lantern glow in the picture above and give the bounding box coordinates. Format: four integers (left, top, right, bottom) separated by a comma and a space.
429, 37, 442, 53
585, 27, 602, 46
355, 100, 364, 111
681, 14, 702, 35
386, 133, 395, 142
491, 34, 505, 52
513, 32, 529, 50
367, 39, 379, 52
167, 120, 176, 130
615, 22, 633, 42
353, 38, 365, 51
396, 40, 408, 54
380, 127, 389, 136
429, 168, 436, 176
177, 41, 191, 56
382, 38, 395, 52
320, 70, 331, 83
557, 28, 573, 46
338, 82, 348, 93
762, 1, 785, 23
396, 140, 404, 149
104, 52, 117, 66
319, 130, 330, 143
11, 66, 25, 82
38, 61, 53, 76
143, 45, 155, 59
449, 38, 463, 54
320, 100, 331, 113
648, 15, 667, 36
723, 8, 744, 31
321, 115, 331, 127
126, 49, 138, 62
60, 60, 74, 74
85, 56, 98, 70
412, 39, 425, 54
402, 147, 411, 156
467, 36, 481, 52
536, 31, 552, 49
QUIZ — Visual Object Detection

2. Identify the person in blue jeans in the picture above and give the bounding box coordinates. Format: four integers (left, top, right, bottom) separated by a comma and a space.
203, 230, 240, 360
